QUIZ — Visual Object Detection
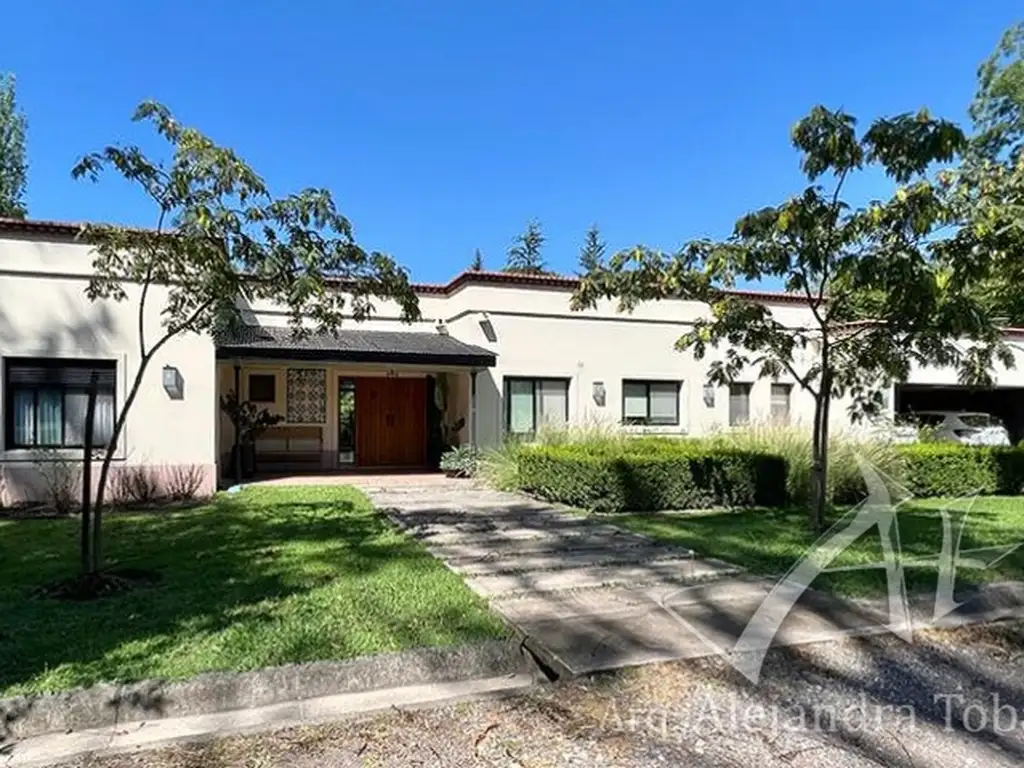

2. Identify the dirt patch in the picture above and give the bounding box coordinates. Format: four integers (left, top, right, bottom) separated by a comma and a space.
31, 568, 163, 601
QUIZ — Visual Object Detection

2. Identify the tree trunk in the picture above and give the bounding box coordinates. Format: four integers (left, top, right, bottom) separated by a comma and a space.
810, 391, 826, 533
80, 374, 97, 575
90, 353, 156, 573
810, 364, 834, 534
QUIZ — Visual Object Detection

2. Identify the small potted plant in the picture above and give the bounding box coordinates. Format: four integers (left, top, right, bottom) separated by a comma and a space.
440, 444, 479, 478
220, 392, 284, 478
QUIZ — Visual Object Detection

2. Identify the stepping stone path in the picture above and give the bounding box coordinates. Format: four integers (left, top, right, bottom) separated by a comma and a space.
365, 479, 897, 679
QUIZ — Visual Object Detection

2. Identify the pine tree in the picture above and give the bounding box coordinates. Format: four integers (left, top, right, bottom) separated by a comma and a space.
470, 248, 484, 271
504, 220, 546, 274
577, 224, 606, 275
0, 74, 28, 218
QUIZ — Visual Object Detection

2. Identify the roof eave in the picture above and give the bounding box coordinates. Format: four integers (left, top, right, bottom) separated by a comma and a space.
215, 346, 496, 368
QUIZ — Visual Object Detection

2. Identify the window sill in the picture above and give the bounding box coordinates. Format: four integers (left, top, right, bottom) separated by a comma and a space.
0, 448, 125, 463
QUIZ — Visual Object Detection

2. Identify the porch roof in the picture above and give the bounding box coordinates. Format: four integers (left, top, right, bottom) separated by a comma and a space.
215, 325, 496, 367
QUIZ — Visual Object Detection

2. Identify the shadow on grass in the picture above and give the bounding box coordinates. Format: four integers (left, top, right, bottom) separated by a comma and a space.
608, 500, 1024, 598
0, 487, 504, 697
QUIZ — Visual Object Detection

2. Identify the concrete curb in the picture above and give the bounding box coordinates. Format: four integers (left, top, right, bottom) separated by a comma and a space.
0, 639, 537, 743
4, 673, 538, 768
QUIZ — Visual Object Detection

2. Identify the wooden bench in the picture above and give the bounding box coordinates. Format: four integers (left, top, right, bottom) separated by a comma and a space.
254, 425, 324, 466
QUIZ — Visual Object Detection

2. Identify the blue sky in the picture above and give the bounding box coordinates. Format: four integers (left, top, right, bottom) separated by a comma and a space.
2, 1, 1020, 283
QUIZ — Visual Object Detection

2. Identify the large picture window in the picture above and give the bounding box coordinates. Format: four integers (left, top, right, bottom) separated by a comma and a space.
504, 377, 569, 435
622, 380, 680, 426
4, 358, 116, 449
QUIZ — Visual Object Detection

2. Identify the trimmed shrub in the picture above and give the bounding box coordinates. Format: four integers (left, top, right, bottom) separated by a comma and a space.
899, 443, 1024, 497
517, 442, 787, 512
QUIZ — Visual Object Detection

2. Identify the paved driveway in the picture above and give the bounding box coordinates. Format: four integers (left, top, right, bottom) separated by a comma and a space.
366, 479, 896, 678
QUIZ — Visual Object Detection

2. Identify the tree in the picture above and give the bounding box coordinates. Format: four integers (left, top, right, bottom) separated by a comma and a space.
71, 101, 420, 579
0, 73, 27, 218
941, 22, 1024, 324
470, 248, 484, 271
573, 105, 1008, 531
576, 224, 606, 275
504, 220, 546, 274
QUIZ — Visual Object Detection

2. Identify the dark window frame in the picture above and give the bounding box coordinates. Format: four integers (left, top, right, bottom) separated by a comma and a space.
4, 357, 117, 449
248, 373, 276, 403
621, 379, 681, 426
503, 377, 570, 435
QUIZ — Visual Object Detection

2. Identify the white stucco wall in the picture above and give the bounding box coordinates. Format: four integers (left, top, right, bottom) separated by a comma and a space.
0, 232, 217, 503
442, 282, 861, 446
6, 224, 1024, 494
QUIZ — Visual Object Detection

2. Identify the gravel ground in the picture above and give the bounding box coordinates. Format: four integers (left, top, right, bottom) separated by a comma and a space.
48, 621, 1024, 768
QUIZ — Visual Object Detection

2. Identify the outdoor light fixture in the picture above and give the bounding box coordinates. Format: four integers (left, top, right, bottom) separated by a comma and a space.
592, 381, 606, 407
479, 312, 497, 343
703, 384, 715, 407
162, 365, 184, 400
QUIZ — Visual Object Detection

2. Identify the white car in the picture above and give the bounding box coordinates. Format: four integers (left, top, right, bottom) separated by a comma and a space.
904, 411, 1011, 446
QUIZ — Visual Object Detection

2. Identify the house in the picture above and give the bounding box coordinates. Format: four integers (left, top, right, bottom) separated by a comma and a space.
3, 218, 1024, 503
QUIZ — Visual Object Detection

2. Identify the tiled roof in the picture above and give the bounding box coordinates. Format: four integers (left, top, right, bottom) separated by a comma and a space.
0, 217, 807, 304
215, 325, 496, 367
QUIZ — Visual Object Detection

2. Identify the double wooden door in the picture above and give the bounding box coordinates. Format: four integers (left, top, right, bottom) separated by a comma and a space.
355, 377, 427, 467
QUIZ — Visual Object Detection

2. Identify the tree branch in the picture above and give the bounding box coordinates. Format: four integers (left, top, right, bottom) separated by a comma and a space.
138, 208, 168, 358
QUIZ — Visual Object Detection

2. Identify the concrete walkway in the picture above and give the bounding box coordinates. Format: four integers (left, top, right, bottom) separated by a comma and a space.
365, 479, 905, 678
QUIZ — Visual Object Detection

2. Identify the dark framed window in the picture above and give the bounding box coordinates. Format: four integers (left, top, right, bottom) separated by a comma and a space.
729, 382, 751, 426
4, 358, 117, 449
622, 380, 680, 426
504, 377, 569, 435
248, 373, 276, 403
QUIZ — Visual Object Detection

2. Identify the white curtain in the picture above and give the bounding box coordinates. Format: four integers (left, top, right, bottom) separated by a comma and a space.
538, 381, 568, 427
623, 383, 648, 420
12, 390, 35, 445
508, 380, 534, 434
649, 383, 678, 424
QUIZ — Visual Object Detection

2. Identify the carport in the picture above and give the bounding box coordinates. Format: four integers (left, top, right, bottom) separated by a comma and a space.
895, 384, 1024, 443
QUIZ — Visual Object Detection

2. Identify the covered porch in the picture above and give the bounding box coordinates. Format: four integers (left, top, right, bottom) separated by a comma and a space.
215, 326, 495, 482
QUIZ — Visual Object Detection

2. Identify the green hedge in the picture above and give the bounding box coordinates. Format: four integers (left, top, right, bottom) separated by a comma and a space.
899, 443, 1024, 497
517, 441, 788, 512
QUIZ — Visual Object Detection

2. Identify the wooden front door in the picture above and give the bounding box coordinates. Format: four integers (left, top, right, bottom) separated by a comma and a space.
355, 377, 426, 467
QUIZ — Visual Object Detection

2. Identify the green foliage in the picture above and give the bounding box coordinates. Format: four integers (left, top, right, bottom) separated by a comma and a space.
439, 444, 479, 477
969, 21, 1024, 161
707, 422, 906, 506
69, 100, 421, 574
219, 391, 284, 443
517, 440, 788, 513
470, 248, 484, 271
0, 73, 27, 218
898, 443, 1024, 497
573, 100, 1009, 531
504, 219, 547, 274
944, 23, 1024, 325
576, 224, 606, 276
477, 441, 525, 491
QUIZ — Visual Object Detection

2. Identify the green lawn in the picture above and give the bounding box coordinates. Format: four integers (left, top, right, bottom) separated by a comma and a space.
0, 486, 506, 697
607, 496, 1024, 598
